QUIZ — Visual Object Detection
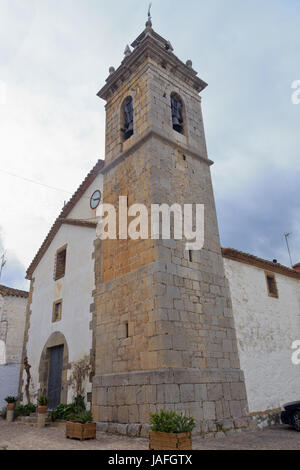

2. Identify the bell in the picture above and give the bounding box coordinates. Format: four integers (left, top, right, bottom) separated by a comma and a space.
124, 121, 134, 140
172, 116, 183, 134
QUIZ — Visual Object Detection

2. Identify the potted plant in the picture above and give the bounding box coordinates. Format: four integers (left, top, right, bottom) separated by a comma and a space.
66, 411, 96, 441
149, 410, 195, 450
37, 396, 49, 414
4, 397, 17, 411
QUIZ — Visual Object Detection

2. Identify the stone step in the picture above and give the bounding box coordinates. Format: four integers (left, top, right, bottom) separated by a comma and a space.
19, 414, 51, 424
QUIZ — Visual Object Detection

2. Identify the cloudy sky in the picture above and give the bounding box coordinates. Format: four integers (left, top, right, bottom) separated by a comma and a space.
0, 0, 299, 290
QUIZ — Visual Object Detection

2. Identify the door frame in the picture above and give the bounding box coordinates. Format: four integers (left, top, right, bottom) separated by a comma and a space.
38, 332, 70, 405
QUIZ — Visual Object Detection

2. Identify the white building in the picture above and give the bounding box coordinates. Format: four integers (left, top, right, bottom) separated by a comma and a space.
0, 284, 28, 408
223, 248, 300, 424
20, 160, 103, 409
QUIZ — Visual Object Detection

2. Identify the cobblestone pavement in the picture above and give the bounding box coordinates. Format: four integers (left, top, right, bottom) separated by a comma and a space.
0, 420, 299, 450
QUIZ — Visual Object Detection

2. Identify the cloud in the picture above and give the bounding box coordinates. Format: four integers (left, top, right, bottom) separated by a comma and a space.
0, 230, 28, 290
0, 0, 299, 288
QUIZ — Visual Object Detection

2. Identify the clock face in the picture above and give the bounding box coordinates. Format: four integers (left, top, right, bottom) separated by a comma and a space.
90, 190, 101, 210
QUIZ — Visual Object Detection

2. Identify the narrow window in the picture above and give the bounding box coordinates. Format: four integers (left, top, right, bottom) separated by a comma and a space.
52, 300, 63, 323
125, 322, 129, 338
171, 93, 184, 134
121, 96, 134, 141
265, 272, 278, 298
55, 246, 67, 281
189, 250, 193, 262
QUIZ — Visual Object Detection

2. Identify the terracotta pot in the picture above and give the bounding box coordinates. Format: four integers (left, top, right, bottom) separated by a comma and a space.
149, 431, 192, 450
66, 422, 96, 441
7, 403, 15, 411
38, 405, 48, 414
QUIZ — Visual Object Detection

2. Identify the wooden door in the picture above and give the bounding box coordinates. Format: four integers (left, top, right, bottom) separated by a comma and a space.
47, 345, 64, 409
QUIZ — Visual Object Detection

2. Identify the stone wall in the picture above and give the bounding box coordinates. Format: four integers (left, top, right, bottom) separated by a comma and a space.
0, 294, 27, 364
93, 35, 251, 435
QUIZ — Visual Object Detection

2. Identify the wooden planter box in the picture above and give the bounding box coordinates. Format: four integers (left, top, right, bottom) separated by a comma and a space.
66, 422, 96, 441
149, 431, 192, 450
7, 403, 15, 411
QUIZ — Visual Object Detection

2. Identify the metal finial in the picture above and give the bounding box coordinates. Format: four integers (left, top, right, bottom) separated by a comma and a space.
146, 2, 152, 27
148, 3, 152, 21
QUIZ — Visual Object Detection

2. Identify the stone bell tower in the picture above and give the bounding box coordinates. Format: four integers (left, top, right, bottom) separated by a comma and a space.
92, 18, 251, 436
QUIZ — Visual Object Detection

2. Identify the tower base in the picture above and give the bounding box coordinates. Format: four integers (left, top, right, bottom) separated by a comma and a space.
92, 368, 254, 438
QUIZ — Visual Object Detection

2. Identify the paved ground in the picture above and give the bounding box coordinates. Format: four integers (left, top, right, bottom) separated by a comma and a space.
0, 419, 299, 450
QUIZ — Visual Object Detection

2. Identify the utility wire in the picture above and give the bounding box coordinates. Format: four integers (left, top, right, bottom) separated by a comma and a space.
0, 168, 92, 200
0, 168, 73, 194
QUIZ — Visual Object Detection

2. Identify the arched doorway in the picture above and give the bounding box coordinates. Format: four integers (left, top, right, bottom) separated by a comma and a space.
38, 332, 69, 409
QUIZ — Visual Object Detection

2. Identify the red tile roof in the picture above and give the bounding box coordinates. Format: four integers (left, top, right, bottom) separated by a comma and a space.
0, 284, 28, 298
222, 248, 300, 280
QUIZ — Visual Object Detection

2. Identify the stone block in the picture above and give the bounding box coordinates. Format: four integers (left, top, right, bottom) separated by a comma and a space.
230, 382, 247, 401
149, 369, 174, 385
207, 383, 223, 401
108, 423, 128, 435
140, 424, 151, 438
194, 384, 207, 401
229, 400, 243, 418
203, 402, 216, 420
96, 422, 108, 432
117, 406, 129, 424
125, 386, 137, 405
127, 424, 142, 437
157, 383, 180, 404
180, 384, 194, 403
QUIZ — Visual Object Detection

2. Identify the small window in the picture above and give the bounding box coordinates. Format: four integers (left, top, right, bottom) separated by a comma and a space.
265, 272, 278, 298
171, 93, 184, 134
55, 246, 67, 281
121, 96, 134, 141
125, 322, 129, 338
52, 300, 63, 323
189, 250, 193, 262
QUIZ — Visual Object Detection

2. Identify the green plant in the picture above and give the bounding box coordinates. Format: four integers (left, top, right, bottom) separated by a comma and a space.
49, 404, 73, 422
150, 410, 195, 434
0, 407, 7, 420
49, 396, 86, 422
15, 403, 36, 417
68, 411, 93, 424
73, 395, 86, 410
4, 396, 17, 404
37, 396, 49, 406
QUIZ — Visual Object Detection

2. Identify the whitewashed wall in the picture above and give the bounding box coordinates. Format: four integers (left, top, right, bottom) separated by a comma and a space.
0, 292, 27, 406
0, 364, 21, 409
224, 258, 300, 413
23, 173, 103, 404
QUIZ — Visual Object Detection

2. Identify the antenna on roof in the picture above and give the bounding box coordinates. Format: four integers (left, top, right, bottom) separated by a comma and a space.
284, 232, 293, 267
0, 252, 7, 282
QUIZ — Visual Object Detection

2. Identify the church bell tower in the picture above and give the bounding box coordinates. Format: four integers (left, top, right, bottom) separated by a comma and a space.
92, 17, 251, 436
